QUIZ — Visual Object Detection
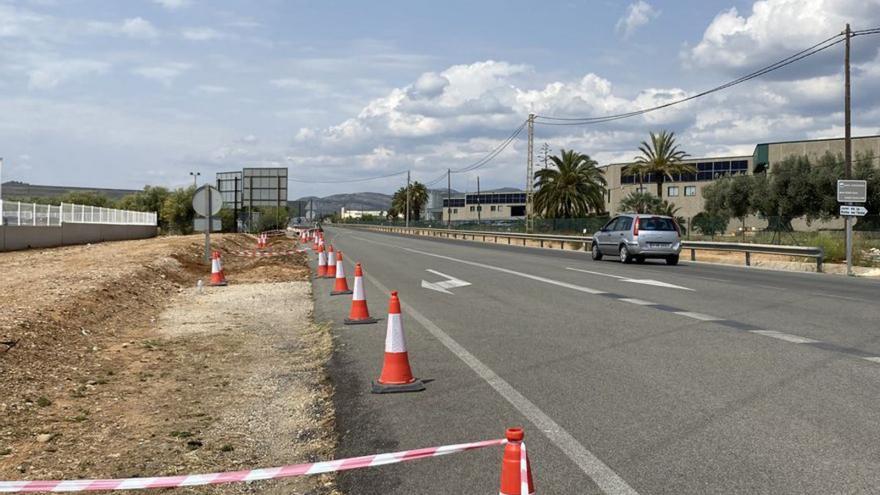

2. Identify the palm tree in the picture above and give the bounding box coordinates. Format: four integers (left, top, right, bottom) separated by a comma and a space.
533, 149, 606, 218
632, 130, 693, 198
390, 181, 429, 221
619, 191, 661, 214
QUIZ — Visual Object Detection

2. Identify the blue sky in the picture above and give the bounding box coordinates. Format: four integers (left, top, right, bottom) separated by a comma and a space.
1, 0, 879, 198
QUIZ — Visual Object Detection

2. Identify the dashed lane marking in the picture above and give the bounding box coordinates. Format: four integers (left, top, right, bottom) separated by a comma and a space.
674, 311, 723, 322
340, 256, 641, 495
348, 233, 880, 366
749, 330, 820, 344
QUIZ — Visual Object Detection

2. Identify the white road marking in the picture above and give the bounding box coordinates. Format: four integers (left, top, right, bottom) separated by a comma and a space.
349, 234, 877, 366
862, 357, 880, 364
345, 257, 640, 495
619, 298, 656, 306
353, 237, 609, 296
420, 269, 472, 294
749, 330, 820, 344
566, 267, 694, 291
622, 279, 694, 291
565, 267, 627, 279
674, 311, 722, 322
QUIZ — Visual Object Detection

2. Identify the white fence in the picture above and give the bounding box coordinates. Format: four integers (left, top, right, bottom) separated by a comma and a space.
0, 200, 157, 227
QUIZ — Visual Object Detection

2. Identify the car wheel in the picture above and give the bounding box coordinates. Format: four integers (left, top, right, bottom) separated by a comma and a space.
591, 243, 603, 261
619, 245, 631, 264
666, 254, 679, 266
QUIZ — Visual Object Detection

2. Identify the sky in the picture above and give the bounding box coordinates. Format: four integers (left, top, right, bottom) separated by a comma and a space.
1, 0, 879, 199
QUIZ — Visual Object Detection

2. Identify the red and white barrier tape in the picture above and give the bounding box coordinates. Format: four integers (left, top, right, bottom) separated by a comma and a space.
227, 250, 303, 257
0, 438, 506, 493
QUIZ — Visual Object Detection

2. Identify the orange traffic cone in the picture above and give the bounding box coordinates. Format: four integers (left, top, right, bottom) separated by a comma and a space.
317, 244, 327, 278
499, 428, 534, 495
325, 245, 337, 279
330, 251, 352, 295
371, 291, 425, 393
344, 263, 377, 325
209, 251, 228, 287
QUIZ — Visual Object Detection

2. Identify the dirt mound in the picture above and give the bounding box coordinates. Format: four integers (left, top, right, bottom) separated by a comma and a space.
0, 234, 336, 493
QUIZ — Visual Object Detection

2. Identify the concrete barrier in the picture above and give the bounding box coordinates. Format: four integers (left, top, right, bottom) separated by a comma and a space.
0, 224, 158, 252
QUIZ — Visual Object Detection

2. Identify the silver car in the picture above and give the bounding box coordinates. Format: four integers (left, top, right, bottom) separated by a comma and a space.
591, 214, 682, 265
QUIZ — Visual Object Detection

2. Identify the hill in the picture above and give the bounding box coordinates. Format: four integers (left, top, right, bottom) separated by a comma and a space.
291, 192, 393, 216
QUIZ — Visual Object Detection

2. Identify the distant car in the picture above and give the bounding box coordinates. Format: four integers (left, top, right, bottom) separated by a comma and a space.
591, 213, 682, 265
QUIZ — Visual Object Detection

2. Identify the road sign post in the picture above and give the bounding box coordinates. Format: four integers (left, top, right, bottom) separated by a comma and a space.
838, 180, 867, 276
193, 185, 224, 262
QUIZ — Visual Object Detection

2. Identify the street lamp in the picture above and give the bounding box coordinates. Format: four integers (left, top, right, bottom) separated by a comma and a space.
189, 171, 200, 187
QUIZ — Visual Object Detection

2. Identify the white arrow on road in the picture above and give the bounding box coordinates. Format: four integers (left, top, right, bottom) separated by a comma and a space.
566, 267, 694, 291
421, 269, 472, 294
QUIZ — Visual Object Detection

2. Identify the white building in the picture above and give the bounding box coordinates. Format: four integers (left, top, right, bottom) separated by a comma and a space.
340, 207, 387, 219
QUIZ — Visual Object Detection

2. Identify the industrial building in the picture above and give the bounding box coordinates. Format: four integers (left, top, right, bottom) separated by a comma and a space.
439, 190, 527, 223
0, 181, 139, 201
604, 135, 880, 222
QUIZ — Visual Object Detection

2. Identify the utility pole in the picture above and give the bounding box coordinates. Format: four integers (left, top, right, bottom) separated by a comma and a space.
189, 171, 200, 188
406, 170, 411, 227
525, 113, 535, 233
844, 23, 854, 276
446, 168, 452, 229
476, 176, 481, 224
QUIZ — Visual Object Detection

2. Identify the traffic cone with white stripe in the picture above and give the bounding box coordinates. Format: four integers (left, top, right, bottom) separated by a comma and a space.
344, 263, 378, 325
499, 428, 534, 495
325, 245, 337, 279
317, 244, 328, 278
330, 251, 352, 295
371, 291, 425, 393
209, 251, 228, 287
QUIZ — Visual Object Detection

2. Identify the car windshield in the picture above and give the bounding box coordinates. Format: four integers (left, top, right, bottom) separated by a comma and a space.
640, 217, 677, 231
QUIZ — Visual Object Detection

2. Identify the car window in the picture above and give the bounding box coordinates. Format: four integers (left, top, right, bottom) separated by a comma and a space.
640, 217, 677, 231
618, 217, 633, 231
603, 217, 619, 231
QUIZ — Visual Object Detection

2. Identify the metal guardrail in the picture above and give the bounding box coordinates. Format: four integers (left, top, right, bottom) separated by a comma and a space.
341, 224, 826, 272
0, 200, 157, 227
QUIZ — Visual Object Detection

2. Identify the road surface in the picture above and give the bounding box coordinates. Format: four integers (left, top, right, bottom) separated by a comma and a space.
312, 226, 880, 494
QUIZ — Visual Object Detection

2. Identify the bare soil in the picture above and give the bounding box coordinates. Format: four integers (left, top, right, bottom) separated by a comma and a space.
0, 234, 339, 494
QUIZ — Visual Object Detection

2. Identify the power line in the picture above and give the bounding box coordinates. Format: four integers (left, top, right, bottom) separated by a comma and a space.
419, 119, 528, 187
534, 32, 848, 126
287, 169, 408, 184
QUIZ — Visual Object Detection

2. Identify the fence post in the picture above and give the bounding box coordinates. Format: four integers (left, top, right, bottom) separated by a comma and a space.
690, 248, 696, 261
817, 248, 824, 273
745, 251, 751, 266
32, 202, 36, 226
17, 201, 21, 226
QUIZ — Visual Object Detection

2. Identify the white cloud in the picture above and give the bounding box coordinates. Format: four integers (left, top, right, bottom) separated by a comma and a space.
28, 59, 110, 89
182, 27, 224, 41
153, 0, 190, 10
194, 84, 230, 94
685, 0, 880, 73
120, 17, 159, 39
615, 1, 660, 38
132, 62, 192, 87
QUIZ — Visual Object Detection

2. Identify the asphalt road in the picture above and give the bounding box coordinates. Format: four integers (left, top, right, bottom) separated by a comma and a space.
311, 226, 880, 494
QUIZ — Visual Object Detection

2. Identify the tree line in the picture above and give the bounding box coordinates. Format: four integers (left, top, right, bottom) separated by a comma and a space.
701, 151, 879, 235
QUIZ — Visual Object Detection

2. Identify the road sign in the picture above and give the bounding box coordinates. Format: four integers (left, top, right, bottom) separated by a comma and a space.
840, 205, 868, 217
192, 185, 223, 216
194, 218, 222, 231
837, 180, 867, 203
